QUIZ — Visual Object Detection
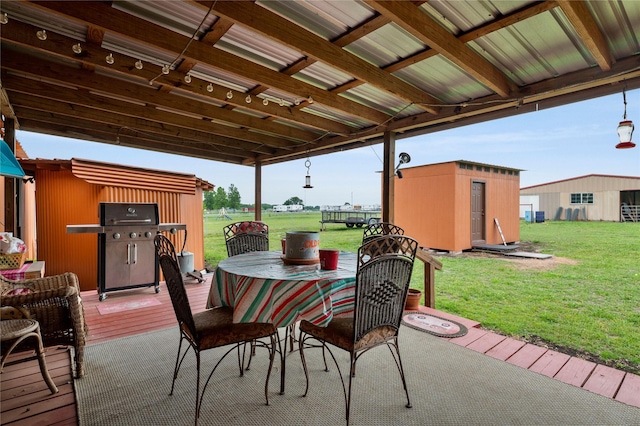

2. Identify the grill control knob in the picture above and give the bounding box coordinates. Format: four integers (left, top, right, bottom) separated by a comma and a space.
129, 232, 137, 238
113, 233, 121, 239
144, 231, 152, 238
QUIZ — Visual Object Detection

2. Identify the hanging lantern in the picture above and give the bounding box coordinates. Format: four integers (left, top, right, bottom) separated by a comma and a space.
616, 88, 636, 149
303, 158, 313, 188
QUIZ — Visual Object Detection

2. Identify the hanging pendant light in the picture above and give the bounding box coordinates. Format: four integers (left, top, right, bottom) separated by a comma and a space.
303, 158, 313, 189
616, 87, 635, 149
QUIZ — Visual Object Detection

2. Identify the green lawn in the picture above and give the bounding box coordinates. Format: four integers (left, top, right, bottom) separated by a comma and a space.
203, 212, 640, 373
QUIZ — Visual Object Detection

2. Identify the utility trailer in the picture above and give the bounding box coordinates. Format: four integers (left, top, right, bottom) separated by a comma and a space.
320, 210, 381, 230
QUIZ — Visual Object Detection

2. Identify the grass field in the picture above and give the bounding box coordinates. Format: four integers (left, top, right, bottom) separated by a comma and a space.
203, 211, 640, 373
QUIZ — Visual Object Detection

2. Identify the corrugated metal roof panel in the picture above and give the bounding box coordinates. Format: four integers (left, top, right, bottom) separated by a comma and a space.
294, 61, 354, 90
70, 159, 197, 195
346, 23, 425, 67
258, 0, 374, 40
394, 56, 491, 104
342, 84, 419, 118
588, 0, 640, 58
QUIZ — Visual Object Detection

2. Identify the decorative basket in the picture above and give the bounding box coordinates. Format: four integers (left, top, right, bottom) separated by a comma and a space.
0, 252, 27, 270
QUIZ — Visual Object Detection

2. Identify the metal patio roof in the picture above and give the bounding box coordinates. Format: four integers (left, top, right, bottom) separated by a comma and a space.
1, 0, 639, 167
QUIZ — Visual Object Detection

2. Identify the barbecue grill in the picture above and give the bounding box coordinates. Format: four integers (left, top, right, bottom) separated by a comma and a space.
67, 202, 186, 301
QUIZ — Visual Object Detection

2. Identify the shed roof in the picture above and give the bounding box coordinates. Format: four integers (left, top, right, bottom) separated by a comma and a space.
19, 157, 214, 194
521, 174, 640, 190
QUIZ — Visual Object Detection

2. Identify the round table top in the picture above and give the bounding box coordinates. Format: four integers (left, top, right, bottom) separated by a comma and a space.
1, 319, 38, 341
217, 250, 357, 281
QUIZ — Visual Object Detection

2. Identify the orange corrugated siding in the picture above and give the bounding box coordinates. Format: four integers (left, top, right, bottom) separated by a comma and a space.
395, 161, 520, 252
20, 159, 212, 292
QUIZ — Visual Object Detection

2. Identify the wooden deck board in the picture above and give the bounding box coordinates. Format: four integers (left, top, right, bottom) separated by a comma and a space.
3, 276, 639, 425
529, 350, 572, 378
582, 364, 626, 398
615, 372, 640, 406
553, 357, 596, 387
485, 337, 527, 361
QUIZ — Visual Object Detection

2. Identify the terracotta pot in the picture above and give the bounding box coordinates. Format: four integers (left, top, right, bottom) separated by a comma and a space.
404, 288, 422, 311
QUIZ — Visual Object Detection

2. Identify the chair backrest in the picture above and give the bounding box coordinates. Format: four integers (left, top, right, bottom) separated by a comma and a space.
154, 234, 196, 337
223, 221, 269, 257
353, 235, 418, 343
362, 222, 405, 244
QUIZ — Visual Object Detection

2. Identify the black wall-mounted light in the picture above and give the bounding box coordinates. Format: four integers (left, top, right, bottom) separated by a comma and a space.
395, 152, 411, 179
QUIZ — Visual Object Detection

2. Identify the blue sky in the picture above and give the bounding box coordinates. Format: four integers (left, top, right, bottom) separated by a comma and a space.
16, 90, 640, 207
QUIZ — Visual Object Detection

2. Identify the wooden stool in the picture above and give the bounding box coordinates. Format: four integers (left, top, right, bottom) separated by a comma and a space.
1, 319, 59, 394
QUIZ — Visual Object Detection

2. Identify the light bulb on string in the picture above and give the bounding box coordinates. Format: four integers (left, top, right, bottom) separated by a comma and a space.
262, 98, 269, 106
161, 64, 170, 75
245, 95, 252, 104
207, 83, 214, 93
105, 53, 114, 65
1, 13, 8, 25
226, 90, 233, 99
134, 60, 143, 70
184, 74, 192, 83
72, 43, 82, 54
36, 29, 47, 40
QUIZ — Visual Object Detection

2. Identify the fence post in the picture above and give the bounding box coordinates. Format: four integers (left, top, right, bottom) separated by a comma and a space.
415, 249, 443, 308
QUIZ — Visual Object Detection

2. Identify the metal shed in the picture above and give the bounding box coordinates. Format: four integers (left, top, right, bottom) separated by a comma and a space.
520, 174, 640, 222
17, 158, 213, 292
394, 160, 521, 253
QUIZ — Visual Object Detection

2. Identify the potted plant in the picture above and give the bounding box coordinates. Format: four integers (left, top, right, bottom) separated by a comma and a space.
404, 288, 422, 311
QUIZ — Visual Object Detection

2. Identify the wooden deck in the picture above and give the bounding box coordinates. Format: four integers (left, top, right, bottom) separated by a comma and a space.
2, 276, 639, 425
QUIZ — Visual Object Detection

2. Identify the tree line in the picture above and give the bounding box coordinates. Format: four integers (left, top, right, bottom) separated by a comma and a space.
203, 185, 311, 211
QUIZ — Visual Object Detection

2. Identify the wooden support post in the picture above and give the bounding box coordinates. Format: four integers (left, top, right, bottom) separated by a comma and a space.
415, 248, 443, 308
254, 161, 262, 221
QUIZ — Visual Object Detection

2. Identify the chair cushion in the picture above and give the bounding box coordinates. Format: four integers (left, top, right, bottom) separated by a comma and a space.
191, 306, 276, 349
300, 318, 397, 352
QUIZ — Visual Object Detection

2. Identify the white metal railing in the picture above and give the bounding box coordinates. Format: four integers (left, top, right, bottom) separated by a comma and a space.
621, 204, 639, 222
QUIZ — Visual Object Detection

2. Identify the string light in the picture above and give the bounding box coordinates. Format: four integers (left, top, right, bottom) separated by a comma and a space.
207, 83, 214, 92
226, 90, 233, 99
294, 98, 301, 106
0, 13, 8, 25
278, 98, 285, 107
262, 98, 269, 106
36, 29, 47, 40
245, 95, 251, 104
72, 43, 82, 54
105, 53, 114, 64
184, 73, 191, 83
134, 60, 143, 70
161, 64, 170, 74
307, 96, 313, 104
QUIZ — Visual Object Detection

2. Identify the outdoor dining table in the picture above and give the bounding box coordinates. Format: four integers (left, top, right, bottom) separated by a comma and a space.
207, 250, 357, 393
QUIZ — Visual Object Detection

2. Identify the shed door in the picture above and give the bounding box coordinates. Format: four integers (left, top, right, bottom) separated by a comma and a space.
471, 181, 485, 244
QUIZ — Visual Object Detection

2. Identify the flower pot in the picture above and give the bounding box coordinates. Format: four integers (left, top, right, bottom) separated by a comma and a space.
404, 288, 422, 311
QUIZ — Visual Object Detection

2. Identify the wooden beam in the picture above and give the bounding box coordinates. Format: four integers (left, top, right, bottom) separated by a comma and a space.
204, 1, 441, 114
557, 0, 613, 71
366, 0, 512, 97
28, 1, 390, 125
382, 131, 395, 223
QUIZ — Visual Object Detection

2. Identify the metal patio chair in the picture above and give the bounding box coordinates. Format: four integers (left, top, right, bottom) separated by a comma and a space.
154, 234, 278, 425
298, 235, 419, 425
223, 221, 269, 257
361, 222, 405, 244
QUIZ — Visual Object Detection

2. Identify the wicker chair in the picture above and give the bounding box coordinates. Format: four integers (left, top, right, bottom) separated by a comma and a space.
223, 221, 269, 257
154, 234, 278, 425
298, 235, 418, 425
361, 222, 405, 244
0, 272, 87, 378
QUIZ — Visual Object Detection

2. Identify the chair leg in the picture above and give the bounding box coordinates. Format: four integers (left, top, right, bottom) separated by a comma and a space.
170, 335, 188, 395
194, 350, 201, 426
33, 326, 58, 394
387, 339, 412, 409
264, 333, 278, 406
298, 332, 311, 397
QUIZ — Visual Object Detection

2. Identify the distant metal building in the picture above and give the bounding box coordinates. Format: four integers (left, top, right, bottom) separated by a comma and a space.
520, 174, 640, 222
394, 160, 521, 253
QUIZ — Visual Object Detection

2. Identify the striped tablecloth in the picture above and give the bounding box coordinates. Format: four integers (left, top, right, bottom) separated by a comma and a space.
208, 250, 356, 328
